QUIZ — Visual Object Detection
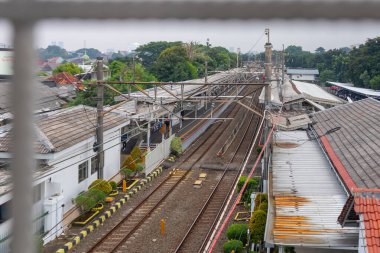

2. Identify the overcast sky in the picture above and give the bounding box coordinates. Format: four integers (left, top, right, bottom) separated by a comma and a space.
0, 19, 379, 53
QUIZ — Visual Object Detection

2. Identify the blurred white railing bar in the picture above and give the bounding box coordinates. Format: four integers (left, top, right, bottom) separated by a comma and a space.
1, 1, 380, 20
10, 21, 36, 253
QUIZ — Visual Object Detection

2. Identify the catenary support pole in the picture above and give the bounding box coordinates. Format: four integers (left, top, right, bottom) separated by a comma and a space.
96, 57, 104, 179
11, 20, 36, 253
263, 28, 272, 194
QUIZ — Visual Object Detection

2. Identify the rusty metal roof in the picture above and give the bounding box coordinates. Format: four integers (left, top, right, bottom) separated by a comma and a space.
266, 131, 358, 249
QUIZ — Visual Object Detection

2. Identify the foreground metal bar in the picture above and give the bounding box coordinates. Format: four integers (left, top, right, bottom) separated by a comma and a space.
10, 20, 36, 253
91, 81, 267, 86
1, 1, 380, 20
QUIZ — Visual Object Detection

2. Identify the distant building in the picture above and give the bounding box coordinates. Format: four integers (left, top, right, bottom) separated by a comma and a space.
287, 68, 319, 82
0, 49, 13, 79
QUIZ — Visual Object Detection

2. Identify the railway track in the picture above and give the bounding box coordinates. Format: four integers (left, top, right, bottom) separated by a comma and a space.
85, 85, 257, 253
172, 89, 263, 253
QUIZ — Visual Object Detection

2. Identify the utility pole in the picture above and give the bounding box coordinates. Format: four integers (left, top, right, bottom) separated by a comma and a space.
236, 48, 240, 68
96, 57, 104, 179
280, 44, 285, 101
263, 28, 272, 194
205, 38, 210, 110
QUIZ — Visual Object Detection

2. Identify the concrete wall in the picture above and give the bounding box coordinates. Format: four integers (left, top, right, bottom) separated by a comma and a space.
144, 135, 174, 175
290, 74, 316, 81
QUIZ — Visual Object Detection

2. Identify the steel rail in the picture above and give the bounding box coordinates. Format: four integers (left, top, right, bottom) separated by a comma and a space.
85, 85, 253, 253
173, 89, 262, 253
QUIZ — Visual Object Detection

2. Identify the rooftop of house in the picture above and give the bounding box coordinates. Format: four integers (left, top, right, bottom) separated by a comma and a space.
46, 72, 84, 90
0, 81, 68, 115
311, 98, 380, 189
0, 105, 129, 154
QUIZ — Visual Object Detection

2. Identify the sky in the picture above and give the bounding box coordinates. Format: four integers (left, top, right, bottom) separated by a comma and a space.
0, 19, 379, 53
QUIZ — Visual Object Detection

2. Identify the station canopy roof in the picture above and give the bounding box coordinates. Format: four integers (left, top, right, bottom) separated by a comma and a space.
327, 81, 380, 98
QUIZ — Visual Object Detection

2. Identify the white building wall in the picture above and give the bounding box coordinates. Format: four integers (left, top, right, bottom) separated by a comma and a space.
290, 74, 316, 81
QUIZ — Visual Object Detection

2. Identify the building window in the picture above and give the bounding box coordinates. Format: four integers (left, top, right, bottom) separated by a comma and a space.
91, 156, 98, 175
33, 183, 42, 203
78, 161, 88, 183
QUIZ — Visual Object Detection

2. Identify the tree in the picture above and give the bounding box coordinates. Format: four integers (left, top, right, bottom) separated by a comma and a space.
135, 41, 182, 69
319, 69, 336, 85
360, 70, 371, 87
75, 48, 102, 59
315, 47, 326, 54
38, 45, 68, 60
370, 75, 380, 90
53, 62, 83, 75
153, 45, 198, 82
88, 179, 112, 195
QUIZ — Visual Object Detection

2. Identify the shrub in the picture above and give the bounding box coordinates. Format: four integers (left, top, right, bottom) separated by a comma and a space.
75, 188, 106, 212
110, 181, 117, 190
223, 240, 244, 253
122, 155, 136, 170
237, 176, 260, 203
131, 146, 143, 163
258, 202, 268, 213
227, 223, 248, 245
88, 179, 112, 195
256, 146, 262, 154
249, 210, 267, 244
121, 167, 135, 180
170, 137, 183, 156
254, 193, 268, 211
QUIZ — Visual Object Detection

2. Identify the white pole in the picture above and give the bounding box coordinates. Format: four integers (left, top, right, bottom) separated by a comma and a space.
11, 20, 36, 253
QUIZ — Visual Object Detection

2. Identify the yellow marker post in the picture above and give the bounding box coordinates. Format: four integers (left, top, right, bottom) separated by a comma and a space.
160, 219, 165, 236
123, 180, 127, 192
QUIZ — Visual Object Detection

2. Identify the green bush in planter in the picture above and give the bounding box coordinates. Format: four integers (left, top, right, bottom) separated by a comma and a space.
223, 239, 244, 253
227, 223, 248, 245
110, 181, 117, 190
170, 137, 183, 156
75, 188, 106, 212
131, 146, 143, 163
88, 179, 112, 195
237, 176, 260, 203
254, 193, 268, 211
258, 202, 268, 213
249, 210, 267, 244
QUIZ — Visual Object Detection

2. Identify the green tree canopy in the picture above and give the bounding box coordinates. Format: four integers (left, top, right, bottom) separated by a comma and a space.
38, 45, 68, 60
75, 48, 102, 59
135, 41, 182, 69
154, 45, 197, 82
53, 62, 83, 75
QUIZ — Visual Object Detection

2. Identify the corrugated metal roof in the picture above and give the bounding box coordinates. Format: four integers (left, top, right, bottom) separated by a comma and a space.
287, 68, 319, 75
328, 82, 380, 98
291, 80, 344, 105
267, 131, 358, 248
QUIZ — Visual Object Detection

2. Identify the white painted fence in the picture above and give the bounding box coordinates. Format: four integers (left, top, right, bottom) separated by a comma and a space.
144, 135, 174, 175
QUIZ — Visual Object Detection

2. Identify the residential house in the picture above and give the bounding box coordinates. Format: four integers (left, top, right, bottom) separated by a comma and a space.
0, 105, 129, 247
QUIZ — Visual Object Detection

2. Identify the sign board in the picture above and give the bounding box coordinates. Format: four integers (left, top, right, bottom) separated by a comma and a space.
0, 49, 13, 78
